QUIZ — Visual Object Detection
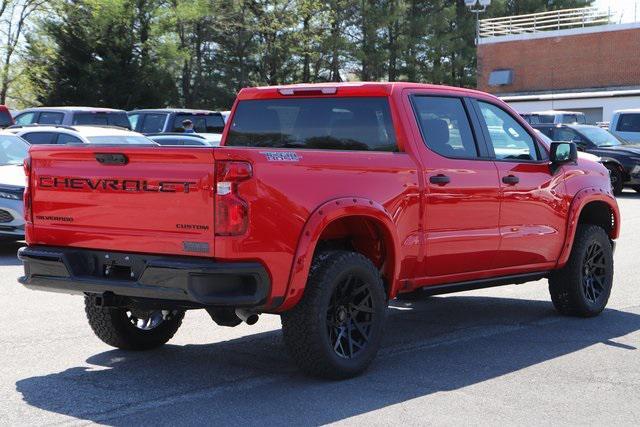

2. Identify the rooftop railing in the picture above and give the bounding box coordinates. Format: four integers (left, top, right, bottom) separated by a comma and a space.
479, 7, 611, 38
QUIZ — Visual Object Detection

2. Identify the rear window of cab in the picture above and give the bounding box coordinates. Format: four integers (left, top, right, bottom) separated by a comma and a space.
226, 97, 397, 152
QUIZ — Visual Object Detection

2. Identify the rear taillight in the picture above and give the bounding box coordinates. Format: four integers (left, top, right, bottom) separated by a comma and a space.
23, 156, 32, 222
215, 161, 252, 236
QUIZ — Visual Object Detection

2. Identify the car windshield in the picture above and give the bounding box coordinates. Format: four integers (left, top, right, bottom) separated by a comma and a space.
578, 127, 626, 147
0, 134, 28, 165
86, 135, 155, 145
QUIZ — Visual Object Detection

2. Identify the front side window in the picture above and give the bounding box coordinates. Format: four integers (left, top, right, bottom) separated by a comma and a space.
478, 102, 540, 161
617, 114, 640, 132
227, 98, 397, 152
411, 96, 478, 159
38, 112, 64, 125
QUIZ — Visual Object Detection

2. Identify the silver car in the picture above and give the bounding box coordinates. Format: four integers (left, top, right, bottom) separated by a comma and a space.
0, 132, 28, 239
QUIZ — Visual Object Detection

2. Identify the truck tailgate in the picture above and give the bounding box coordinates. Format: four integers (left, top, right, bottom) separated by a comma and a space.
28, 146, 215, 256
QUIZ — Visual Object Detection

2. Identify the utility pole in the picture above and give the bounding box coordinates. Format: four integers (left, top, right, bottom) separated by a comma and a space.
465, 0, 492, 45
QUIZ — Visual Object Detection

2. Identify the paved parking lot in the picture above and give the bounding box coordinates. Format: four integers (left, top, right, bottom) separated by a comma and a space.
1, 193, 639, 426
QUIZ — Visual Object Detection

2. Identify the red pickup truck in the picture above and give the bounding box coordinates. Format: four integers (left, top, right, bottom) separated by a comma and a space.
19, 83, 620, 379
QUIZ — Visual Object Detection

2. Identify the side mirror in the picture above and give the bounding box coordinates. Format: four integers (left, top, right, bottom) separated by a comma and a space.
550, 141, 578, 164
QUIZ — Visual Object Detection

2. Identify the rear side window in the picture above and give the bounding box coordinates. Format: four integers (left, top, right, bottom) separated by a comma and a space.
153, 137, 183, 145
617, 114, 640, 132
140, 114, 168, 133
227, 98, 397, 152
73, 113, 108, 126
15, 112, 36, 126
57, 133, 83, 144
173, 114, 225, 133
478, 102, 540, 161
38, 112, 64, 125
21, 132, 57, 145
411, 96, 477, 158
73, 112, 131, 129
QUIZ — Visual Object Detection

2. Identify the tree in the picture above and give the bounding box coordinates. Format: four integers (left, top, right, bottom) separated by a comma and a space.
0, 0, 47, 104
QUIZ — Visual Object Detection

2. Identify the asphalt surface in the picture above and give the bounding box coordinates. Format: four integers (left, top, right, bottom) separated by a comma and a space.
1, 193, 639, 426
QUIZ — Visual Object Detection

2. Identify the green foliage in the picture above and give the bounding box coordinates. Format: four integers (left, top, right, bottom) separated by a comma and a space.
22, 0, 594, 109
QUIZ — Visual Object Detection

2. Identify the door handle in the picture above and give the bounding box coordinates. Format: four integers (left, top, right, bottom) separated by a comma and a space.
502, 175, 519, 185
429, 174, 450, 185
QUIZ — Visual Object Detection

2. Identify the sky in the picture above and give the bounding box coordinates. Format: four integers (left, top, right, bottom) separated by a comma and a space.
594, 0, 640, 22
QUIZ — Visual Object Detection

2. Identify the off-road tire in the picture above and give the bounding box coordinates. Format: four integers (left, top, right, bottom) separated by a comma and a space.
281, 251, 387, 379
549, 225, 613, 317
84, 296, 185, 350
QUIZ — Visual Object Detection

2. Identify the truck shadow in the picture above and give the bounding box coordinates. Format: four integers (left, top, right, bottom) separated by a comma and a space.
16, 295, 640, 425
0, 240, 23, 266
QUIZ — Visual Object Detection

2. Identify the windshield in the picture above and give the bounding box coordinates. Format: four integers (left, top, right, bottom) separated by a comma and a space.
578, 127, 625, 147
86, 135, 155, 145
0, 134, 29, 165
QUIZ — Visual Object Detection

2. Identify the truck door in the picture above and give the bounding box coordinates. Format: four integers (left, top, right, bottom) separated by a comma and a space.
471, 99, 567, 269
406, 92, 502, 279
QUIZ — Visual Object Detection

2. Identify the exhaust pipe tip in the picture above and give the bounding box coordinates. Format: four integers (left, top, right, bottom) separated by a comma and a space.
235, 308, 259, 325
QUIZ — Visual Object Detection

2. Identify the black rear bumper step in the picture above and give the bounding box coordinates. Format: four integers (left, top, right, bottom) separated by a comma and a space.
18, 246, 270, 307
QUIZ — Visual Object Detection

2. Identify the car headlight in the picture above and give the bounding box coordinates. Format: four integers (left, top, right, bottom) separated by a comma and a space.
0, 191, 21, 200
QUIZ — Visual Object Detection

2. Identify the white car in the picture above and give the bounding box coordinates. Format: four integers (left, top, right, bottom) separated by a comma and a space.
521, 110, 587, 125
610, 109, 640, 144
0, 131, 29, 240
8, 125, 156, 146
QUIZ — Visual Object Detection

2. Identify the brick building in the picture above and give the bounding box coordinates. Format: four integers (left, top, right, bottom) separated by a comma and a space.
477, 8, 640, 124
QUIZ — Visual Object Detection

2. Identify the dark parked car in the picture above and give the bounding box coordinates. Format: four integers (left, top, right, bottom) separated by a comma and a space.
147, 133, 213, 146
127, 109, 225, 145
13, 107, 131, 129
533, 124, 640, 194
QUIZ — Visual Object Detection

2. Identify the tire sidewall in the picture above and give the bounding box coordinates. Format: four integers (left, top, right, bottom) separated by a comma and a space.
315, 258, 387, 375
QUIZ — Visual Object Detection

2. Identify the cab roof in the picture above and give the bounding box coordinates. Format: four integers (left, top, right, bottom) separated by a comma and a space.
19, 106, 126, 113
128, 108, 222, 114
236, 82, 497, 101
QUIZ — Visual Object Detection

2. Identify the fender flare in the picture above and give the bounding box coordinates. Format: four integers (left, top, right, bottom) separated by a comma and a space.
557, 187, 620, 268
599, 157, 624, 174
278, 197, 401, 312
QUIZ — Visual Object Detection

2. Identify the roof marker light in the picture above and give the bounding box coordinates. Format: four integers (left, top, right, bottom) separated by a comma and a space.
278, 87, 338, 96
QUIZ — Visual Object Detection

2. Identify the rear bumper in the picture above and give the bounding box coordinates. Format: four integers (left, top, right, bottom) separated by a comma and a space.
18, 246, 270, 307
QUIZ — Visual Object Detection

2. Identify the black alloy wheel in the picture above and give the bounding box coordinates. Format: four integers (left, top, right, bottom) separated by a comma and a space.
327, 274, 374, 359
582, 241, 607, 304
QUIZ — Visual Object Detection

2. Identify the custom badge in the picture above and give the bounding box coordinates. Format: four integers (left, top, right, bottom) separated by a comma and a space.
260, 151, 301, 162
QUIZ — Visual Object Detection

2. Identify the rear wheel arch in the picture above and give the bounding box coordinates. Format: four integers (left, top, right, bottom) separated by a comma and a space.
281, 198, 401, 311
